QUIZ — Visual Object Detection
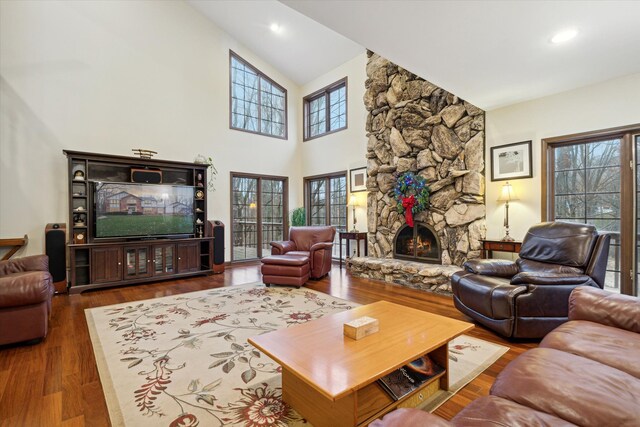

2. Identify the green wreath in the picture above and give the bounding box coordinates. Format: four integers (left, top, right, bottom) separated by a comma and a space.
393, 172, 430, 227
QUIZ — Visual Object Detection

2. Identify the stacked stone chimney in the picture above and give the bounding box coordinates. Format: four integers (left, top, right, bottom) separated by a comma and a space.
364, 51, 486, 266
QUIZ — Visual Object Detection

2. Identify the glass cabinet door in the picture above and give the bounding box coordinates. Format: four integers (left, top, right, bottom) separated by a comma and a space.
153, 245, 175, 275
125, 247, 150, 278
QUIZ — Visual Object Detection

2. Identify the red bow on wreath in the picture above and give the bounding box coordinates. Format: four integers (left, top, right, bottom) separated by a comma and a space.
401, 195, 416, 227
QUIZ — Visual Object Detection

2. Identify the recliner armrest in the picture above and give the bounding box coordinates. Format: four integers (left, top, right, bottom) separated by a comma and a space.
463, 259, 517, 277
269, 241, 296, 255
510, 272, 593, 286
309, 242, 333, 253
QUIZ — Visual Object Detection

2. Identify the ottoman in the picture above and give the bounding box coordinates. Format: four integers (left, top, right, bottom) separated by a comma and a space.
261, 255, 310, 288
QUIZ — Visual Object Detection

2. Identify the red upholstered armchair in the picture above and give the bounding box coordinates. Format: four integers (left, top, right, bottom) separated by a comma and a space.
0, 255, 54, 345
270, 226, 336, 279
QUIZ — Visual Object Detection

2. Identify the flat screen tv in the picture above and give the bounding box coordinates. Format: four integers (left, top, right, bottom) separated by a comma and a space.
94, 182, 194, 239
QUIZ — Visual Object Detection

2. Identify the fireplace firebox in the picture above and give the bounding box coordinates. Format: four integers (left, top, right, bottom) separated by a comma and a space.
393, 223, 441, 264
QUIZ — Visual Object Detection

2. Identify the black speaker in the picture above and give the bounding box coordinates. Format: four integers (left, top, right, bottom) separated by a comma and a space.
45, 223, 67, 293
207, 220, 225, 273
131, 168, 162, 184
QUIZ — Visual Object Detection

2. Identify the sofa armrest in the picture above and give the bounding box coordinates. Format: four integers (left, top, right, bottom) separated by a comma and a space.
0, 255, 49, 276
370, 408, 454, 427
269, 241, 296, 255
569, 286, 640, 333
511, 272, 594, 286
463, 259, 518, 277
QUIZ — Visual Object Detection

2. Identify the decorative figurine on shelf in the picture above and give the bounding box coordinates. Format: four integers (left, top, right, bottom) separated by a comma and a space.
196, 218, 203, 225
196, 172, 204, 187
73, 214, 85, 226
74, 206, 85, 212
73, 170, 85, 181
197, 226, 203, 238
194, 154, 218, 191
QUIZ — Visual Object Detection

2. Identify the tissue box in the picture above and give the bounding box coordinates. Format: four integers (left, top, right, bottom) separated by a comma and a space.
344, 316, 379, 340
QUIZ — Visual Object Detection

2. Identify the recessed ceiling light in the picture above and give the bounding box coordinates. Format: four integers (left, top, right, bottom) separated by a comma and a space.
270, 23, 281, 33
551, 29, 578, 44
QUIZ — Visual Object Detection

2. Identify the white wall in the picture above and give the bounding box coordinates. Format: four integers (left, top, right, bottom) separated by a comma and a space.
299, 53, 369, 232
486, 73, 640, 240
0, 0, 303, 260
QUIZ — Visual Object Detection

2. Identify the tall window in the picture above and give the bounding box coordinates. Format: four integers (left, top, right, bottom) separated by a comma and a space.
303, 78, 347, 141
543, 125, 639, 296
230, 51, 287, 139
304, 172, 347, 257
231, 173, 288, 261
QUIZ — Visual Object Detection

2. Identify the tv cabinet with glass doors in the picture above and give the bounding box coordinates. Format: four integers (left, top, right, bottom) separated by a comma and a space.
64, 150, 215, 293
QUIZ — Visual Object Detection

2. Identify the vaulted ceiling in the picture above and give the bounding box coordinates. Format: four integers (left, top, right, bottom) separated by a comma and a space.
189, 1, 640, 110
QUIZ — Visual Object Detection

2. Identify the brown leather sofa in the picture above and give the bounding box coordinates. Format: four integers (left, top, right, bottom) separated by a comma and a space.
452, 221, 610, 338
0, 255, 54, 345
372, 286, 640, 427
269, 226, 335, 279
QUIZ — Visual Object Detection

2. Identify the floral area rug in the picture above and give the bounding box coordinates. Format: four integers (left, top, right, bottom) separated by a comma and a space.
86, 284, 358, 427
86, 283, 509, 426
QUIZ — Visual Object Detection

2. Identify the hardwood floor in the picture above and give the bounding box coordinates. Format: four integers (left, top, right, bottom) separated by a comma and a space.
0, 263, 538, 426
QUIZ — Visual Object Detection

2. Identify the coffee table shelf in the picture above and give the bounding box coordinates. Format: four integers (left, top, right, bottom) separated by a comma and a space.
249, 300, 473, 427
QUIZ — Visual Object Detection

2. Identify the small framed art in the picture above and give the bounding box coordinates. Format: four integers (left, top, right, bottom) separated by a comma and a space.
349, 167, 367, 192
490, 140, 533, 181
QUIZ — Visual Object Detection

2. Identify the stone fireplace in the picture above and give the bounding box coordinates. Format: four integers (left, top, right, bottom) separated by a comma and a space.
348, 51, 487, 294
363, 51, 487, 266
393, 223, 441, 264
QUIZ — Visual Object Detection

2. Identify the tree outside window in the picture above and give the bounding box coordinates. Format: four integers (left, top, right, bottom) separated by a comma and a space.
303, 78, 347, 141
230, 51, 287, 139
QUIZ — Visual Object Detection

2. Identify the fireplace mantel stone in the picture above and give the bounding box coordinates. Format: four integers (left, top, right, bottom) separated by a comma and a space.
347, 256, 461, 294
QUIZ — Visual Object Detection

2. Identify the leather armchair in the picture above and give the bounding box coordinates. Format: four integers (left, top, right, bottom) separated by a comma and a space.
270, 226, 336, 279
0, 255, 54, 345
451, 221, 610, 338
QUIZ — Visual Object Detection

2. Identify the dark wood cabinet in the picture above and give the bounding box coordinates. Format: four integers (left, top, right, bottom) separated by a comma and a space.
64, 150, 215, 293
177, 242, 200, 273
91, 247, 123, 283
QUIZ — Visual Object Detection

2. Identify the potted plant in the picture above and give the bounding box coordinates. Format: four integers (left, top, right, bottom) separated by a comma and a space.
194, 155, 218, 191
290, 207, 305, 226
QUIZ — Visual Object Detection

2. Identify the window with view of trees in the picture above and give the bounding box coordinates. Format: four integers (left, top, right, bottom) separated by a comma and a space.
303, 78, 347, 141
304, 172, 347, 258
543, 125, 640, 297
231, 173, 288, 261
230, 51, 287, 139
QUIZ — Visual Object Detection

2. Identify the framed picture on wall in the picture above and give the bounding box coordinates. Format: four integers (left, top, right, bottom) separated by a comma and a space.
349, 167, 367, 192
491, 140, 533, 181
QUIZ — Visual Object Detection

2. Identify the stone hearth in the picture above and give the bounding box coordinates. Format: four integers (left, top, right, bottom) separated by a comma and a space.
347, 257, 460, 294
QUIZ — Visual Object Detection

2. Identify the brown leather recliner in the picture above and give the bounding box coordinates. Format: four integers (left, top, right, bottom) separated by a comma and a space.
270, 226, 336, 279
0, 255, 54, 345
451, 221, 610, 338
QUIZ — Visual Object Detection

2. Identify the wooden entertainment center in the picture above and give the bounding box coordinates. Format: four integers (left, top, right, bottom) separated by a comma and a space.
64, 150, 215, 293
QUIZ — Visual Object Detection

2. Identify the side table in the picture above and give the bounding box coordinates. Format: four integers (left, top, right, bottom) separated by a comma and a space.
339, 231, 368, 269
481, 239, 522, 259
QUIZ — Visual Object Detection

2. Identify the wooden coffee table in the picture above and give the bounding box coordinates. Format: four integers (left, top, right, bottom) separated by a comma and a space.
248, 300, 473, 427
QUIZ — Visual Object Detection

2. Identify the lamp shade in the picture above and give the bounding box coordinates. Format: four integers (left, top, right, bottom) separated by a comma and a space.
497, 182, 519, 202
348, 194, 358, 206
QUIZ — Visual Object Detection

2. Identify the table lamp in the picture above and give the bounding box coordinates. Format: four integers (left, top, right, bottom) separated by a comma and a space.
497, 182, 518, 241
348, 194, 359, 232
